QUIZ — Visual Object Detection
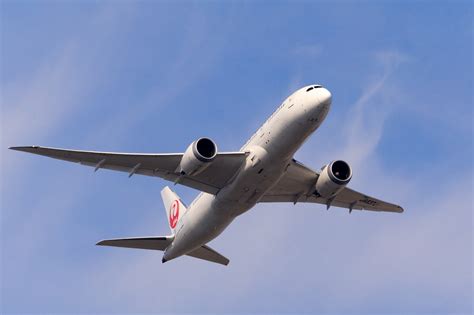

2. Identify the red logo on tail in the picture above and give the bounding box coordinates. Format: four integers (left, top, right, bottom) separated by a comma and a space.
169, 200, 180, 229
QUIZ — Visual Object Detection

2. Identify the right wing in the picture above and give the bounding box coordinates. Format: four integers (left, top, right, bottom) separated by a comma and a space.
10, 146, 248, 194
260, 159, 403, 213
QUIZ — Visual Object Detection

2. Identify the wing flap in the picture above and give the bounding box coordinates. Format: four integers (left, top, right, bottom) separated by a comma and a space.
330, 187, 404, 212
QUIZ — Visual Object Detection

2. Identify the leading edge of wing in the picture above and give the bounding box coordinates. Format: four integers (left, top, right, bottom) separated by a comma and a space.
9, 145, 247, 160
9, 146, 183, 156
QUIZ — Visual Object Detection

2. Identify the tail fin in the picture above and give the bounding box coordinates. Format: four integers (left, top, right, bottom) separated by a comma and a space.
161, 186, 187, 233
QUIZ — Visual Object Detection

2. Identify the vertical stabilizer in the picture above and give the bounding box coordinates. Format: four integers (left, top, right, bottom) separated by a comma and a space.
161, 186, 187, 233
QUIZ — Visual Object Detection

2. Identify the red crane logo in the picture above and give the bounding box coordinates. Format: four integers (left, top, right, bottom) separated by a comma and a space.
169, 200, 180, 229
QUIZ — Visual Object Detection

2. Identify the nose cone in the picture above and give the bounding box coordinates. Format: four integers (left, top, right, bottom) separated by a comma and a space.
318, 88, 332, 105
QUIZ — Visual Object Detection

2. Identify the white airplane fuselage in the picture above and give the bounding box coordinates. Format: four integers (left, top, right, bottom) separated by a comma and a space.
163, 85, 332, 261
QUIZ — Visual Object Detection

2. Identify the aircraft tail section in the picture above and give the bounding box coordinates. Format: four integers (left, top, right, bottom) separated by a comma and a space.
97, 186, 230, 265
161, 186, 187, 233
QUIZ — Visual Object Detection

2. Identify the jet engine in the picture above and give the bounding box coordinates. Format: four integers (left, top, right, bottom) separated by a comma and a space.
314, 160, 352, 198
177, 137, 217, 176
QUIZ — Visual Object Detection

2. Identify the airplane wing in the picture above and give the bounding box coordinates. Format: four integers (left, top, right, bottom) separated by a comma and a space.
10, 146, 248, 194
260, 159, 403, 213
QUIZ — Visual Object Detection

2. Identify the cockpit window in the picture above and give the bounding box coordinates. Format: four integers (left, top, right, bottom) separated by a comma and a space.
307, 85, 323, 92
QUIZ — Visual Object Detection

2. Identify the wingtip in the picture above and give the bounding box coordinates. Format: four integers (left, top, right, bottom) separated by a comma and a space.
9, 145, 40, 152
96, 240, 106, 246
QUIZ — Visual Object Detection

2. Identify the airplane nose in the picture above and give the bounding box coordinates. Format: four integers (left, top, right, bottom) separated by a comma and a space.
318, 88, 332, 105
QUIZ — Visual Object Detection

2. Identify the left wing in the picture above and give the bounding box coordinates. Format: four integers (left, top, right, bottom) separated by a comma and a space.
9, 146, 247, 194
260, 159, 403, 213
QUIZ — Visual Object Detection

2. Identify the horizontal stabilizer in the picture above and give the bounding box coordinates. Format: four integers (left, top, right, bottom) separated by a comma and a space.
97, 236, 229, 265
187, 245, 230, 266
96, 236, 173, 251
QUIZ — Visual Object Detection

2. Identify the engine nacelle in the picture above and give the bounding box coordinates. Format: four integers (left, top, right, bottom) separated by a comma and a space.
314, 160, 352, 198
177, 137, 217, 176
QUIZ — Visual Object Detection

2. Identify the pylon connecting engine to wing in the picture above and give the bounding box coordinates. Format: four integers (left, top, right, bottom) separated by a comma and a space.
314, 160, 352, 198
177, 137, 218, 176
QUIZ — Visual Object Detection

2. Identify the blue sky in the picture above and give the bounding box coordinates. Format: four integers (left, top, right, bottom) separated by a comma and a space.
1, 1, 472, 313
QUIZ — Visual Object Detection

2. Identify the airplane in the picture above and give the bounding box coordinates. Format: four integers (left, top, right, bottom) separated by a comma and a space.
10, 84, 403, 266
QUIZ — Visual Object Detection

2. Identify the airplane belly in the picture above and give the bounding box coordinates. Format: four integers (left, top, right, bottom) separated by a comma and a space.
166, 193, 235, 259
215, 147, 289, 215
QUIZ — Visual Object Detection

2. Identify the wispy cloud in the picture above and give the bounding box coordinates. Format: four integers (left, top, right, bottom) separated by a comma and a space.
295, 50, 409, 172
287, 50, 472, 313
341, 51, 409, 168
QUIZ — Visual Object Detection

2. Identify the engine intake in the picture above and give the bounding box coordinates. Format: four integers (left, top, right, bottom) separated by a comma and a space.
193, 137, 217, 161
177, 137, 217, 176
315, 160, 352, 198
